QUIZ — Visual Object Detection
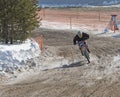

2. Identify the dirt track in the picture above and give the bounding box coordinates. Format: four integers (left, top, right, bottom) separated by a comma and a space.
0, 27, 120, 97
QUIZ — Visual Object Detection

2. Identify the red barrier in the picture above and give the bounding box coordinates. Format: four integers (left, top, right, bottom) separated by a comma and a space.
40, 35, 43, 50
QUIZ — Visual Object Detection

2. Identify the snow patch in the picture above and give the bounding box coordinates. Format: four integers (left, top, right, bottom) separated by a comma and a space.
0, 39, 40, 72
113, 55, 120, 62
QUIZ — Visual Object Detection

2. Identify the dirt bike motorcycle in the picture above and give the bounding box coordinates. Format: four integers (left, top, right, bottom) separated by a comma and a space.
78, 41, 90, 63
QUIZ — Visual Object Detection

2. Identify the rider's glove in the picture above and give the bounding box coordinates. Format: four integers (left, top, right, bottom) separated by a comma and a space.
75, 41, 79, 44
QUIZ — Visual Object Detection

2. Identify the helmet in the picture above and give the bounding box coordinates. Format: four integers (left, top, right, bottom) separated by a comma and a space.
77, 31, 82, 38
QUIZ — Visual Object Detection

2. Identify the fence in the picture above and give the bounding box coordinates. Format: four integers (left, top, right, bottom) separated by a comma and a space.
39, 8, 120, 30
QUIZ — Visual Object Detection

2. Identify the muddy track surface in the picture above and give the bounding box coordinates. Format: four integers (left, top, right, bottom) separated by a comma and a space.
0, 28, 120, 97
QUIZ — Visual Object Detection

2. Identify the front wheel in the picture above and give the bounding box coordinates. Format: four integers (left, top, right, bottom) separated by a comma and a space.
84, 49, 90, 63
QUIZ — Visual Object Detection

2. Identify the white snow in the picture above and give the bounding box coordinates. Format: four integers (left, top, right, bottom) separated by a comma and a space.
0, 39, 40, 73
113, 55, 120, 62
40, 20, 96, 31
103, 0, 119, 5
41, 20, 120, 36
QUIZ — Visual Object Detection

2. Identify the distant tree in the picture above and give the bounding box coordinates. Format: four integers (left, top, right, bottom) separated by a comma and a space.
0, 0, 40, 44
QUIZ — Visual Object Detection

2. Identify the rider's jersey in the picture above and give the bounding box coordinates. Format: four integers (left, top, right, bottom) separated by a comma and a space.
73, 32, 89, 45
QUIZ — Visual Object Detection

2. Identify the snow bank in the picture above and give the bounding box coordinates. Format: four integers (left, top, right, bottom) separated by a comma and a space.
41, 20, 96, 31
0, 39, 40, 72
